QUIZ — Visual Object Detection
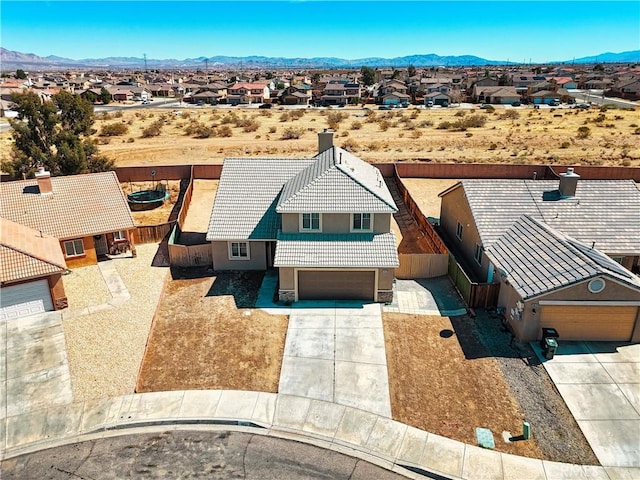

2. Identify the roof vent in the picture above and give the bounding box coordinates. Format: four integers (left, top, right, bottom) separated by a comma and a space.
35, 167, 53, 195
559, 167, 580, 197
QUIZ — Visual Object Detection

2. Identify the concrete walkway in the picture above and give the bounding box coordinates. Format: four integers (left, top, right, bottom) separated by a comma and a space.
384, 277, 467, 316
533, 341, 640, 468
279, 301, 391, 418
3, 390, 639, 480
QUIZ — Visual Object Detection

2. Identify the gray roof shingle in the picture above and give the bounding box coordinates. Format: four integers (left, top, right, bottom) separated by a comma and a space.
206, 158, 315, 241
277, 147, 397, 214
448, 179, 640, 255
485, 215, 640, 300
274, 232, 399, 268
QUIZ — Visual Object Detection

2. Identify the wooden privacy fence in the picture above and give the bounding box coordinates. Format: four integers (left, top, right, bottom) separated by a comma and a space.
447, 254, 499, 308
133, 222, 175, 244
167, 226, 213, 267
396, 253, 448, 279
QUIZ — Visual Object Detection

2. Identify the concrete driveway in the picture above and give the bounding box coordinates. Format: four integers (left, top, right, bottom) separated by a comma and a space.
278, 301, 391, 418
533, 341, 640, 467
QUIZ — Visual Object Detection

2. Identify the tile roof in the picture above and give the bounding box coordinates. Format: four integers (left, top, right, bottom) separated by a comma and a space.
444, 178, 640, 255
0, 171, 135, 240
206, 158, 315, 241
277, 147, 397, 214
0, 218, 67, 284
485, 215, 640, 300
274, 232, 399, 268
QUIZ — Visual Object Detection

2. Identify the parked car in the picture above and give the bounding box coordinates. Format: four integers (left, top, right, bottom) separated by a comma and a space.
549, 100, 561, 107
378, 105, 391, 110
511, 101, 521, 107
479, 103, 492, 109
574, 103, 591, 109
426, 101, 434, 108
258, 103, 272, 109
441, 101, 449, 108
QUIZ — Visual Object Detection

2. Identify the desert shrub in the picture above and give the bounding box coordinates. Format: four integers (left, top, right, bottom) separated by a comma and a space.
180, 111, 191, 119
379, 120, 391, 131
634, 127, 640, 135
418, 120, 433, 128
500, 111, 519, 121
465, 132, 473, 137
593, 113, 606, 123
127, 137, 135, 143
221, 113, 238, 124
141, 119, 163, 138
488, 143, 497, 150
184, 121, 214, 138
577, 126, 591, 139
437, 121, 452, 130
460, 114, 487, 128
411, 129, 423, 139
410, 110, 419, 119
403, 120, 416, 130
351, 120, 362, 130
560, 141, 570, 149
217, 125, 233, 137
269, 126, 277, 134
327, 111, 348, 125
243, 119, 260, 132
455, 110, 467, 117
281, 126, 304, 139
342, 138, 359, 151
289, 110, 305, 120
279, 112, 290, 122
99, 122, 129, 136
113, 111, 123, 118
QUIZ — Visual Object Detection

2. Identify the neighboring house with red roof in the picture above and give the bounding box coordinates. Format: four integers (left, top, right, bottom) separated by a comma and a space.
0, 218, 68, 320
0, 169, 136, 268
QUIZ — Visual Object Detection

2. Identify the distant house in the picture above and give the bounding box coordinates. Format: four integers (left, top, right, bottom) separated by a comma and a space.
0, 169, 136, 269
0, 218, 69, 320
226, 82, 270, 105
473, 86, 519, 104
374, 80, 408, 103
382, 91, 411, 106
424, 91, 451, 106
438, 170, 640, 342
207, 131, 399, 302
278, 84, 312, 105
320, 80, 361, 106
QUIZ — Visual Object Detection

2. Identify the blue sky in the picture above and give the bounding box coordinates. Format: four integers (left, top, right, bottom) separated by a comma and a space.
2, 1, 639, 63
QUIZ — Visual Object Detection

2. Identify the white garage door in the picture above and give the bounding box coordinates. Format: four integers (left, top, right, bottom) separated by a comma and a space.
0, 279, 53, 321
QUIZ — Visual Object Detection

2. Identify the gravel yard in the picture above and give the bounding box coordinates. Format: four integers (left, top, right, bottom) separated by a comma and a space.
63, 244, 168, 401
62, 265, 111, 311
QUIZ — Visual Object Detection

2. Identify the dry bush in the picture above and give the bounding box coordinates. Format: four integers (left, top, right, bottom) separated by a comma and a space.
243, 119, 260, 132
184, 121, 214, 138
221, 113, 238, 124
279, 112, 290, 122
577, 126, 591, 139
379, 120, 391, 131
141, 119, 164, 138
499, 110, 520, 120
217, 125, 233, 137
351, 120, 362, 130
269, 126, 277, 134
327, 111, 348, 125
411, 129, 423, 139
419, 120, 433, 128
281, 126, 304, 139
99, 122, 129, 137
342, 138, 359, 151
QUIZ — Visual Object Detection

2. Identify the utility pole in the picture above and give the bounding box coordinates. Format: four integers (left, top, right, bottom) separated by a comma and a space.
143, 53, 148, 73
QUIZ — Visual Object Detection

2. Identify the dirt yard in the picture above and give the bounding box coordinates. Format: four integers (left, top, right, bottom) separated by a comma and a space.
7, 104, 638, 169
136, 269, 287, 393
402, 178, 460, 219
181, 179, 218, 233
121, 180, 182, 225
383, 312, 599, 464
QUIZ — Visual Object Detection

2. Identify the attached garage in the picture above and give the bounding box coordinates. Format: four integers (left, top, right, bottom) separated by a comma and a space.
540, 304, 638, 341
297, 270, 375, 301
0, 279, 54, 321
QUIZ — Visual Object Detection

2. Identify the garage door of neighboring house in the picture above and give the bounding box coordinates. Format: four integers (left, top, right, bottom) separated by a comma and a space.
540, 305, 638, 341
298, 270, 375, 301
0, 279, 54, 321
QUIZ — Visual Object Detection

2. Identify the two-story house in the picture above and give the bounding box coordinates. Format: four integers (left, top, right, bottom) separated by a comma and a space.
320, 80, 361, 106
206, 130, 399, 302
226, 82, 270, 105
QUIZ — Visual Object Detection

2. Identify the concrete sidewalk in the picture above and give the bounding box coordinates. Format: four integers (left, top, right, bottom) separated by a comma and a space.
534, 341, 640, 468
279, 301, 391, 418
3, 390, 638, 480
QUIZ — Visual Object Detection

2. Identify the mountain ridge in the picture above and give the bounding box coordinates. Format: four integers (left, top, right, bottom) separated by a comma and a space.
1, 47, 638, 70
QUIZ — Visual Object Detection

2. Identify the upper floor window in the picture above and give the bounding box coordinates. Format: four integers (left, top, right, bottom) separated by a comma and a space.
301, 213, 321, 231
456, 222, 463, 241
64, 239, 85, 257
352, 213, 372, 231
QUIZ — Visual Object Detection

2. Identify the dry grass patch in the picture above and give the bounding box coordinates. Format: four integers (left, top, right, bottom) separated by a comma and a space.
136, 270, 287, 393
384, 313, 543, 459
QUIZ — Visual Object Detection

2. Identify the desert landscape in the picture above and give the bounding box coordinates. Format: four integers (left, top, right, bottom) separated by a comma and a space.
4, 103, 636, 168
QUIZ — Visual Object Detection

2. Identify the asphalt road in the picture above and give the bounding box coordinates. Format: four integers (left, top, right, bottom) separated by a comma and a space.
2, 430, 412, 479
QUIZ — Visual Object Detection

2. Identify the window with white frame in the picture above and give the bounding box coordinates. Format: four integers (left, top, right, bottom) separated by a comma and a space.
64, 239, 85, 257
456, 222, 463, 240
474, 243, 483, 264
352, 213, 372, 231
113, 230, 127, 241
229, 241, 249, 259
301, 213, 320, 231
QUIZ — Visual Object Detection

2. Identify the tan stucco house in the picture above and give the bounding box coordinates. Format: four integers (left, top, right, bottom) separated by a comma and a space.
206, 131, 399, 302
1, 169, 136, 269
438, 169, 640, 341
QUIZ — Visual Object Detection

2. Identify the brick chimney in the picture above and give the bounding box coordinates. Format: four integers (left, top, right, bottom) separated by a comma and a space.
35, 167, 53, 195
318, 129, 334, 153
559, 167, 580, 197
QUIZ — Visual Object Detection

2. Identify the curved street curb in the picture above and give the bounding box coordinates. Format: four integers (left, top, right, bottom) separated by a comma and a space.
2, 390, 637, 480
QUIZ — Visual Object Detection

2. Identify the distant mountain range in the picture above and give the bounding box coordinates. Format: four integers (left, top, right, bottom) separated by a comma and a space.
1, 48, 638, 71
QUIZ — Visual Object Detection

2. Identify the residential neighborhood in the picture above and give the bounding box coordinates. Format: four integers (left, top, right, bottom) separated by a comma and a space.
2, 55, 640, 480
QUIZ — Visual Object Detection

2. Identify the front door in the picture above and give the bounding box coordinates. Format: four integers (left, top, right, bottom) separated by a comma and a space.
94, 235, 108, 256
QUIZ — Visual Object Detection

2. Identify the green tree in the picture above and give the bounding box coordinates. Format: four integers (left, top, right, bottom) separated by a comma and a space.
498, 73, 510, 86
360, 66, 376, 86
16, 69, 27, 79
311, 72, 321, 85
407, 65, 417, 77
3, 90, 113, 179
100, 87, 111, 104
391, 69, 401, 79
